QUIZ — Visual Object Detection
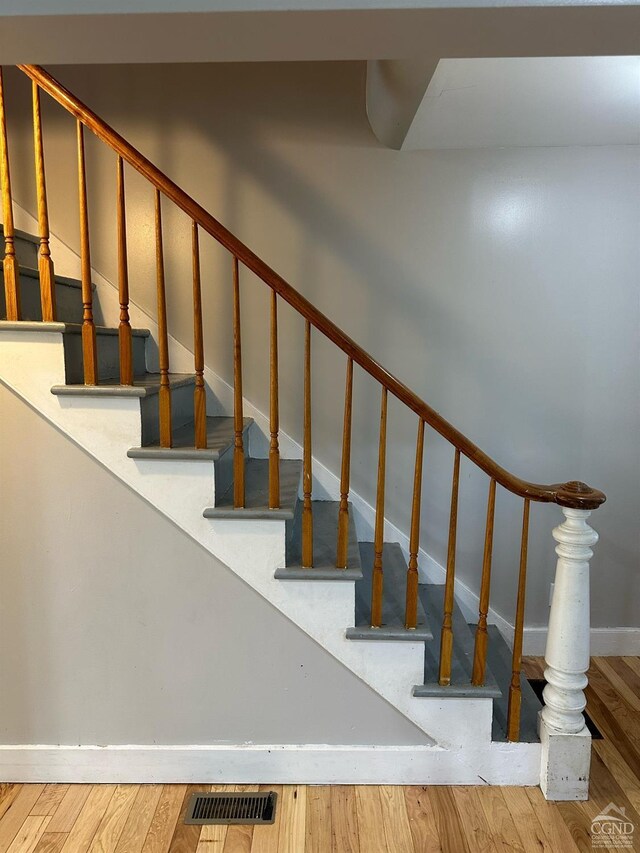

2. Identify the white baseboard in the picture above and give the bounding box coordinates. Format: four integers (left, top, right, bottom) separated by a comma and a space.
0, 743, 540, 786
523, 626, 640, 657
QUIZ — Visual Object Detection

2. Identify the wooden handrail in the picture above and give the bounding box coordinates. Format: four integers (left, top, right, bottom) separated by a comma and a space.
17, 64, 606, 512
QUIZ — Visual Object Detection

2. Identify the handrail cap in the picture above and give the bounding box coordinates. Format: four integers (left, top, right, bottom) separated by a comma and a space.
554, 481, 606, 511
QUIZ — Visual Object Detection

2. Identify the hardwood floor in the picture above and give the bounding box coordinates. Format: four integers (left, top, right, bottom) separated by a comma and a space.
0, 657, 639, 852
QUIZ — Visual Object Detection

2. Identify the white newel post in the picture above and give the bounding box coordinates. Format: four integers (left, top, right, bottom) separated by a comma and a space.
539, 485, 602, 801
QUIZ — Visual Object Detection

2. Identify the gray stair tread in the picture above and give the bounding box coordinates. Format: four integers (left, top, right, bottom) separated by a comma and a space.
51, 373, 195, 397
0, 260, 90, 290
486, 625, 541, 743
275, 500, 363, 580
347, 542, 432, 641
0, 321, 149, 337
128, 417, 252, 460
413, 585, 502, 698
203, 458, 301, 520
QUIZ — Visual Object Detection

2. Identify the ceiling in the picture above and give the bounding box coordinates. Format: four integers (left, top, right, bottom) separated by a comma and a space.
403, 56, 640, 149
1, 3, 639, 64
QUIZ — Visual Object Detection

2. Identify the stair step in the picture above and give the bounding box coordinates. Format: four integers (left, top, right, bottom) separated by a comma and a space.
128, 417, 252, 460
203, 458, 302, 520
64, 325, 148, 383
0, 320, 149, 383
275, 500, 363, 580
486, 624, 542, 743
51, 372, 195, 397
0, 225, 39, 268
0, 262, 89, 324
51, 372, 196, 446
346, 542, 432, 641
413, 585, 502, 698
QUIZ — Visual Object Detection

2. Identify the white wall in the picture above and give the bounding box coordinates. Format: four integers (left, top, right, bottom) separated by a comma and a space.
2, 62, 639, 634
0, 383, 430, 746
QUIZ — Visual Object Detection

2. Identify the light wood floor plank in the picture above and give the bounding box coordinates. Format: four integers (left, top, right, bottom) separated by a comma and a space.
222, 786, 258, 853
501, 786, 553, 852
476, 788, 522, 853
6, 816, 50, 853
0, 789, 23, 825
378, 786, 415, 853
32, 833, 67, 853
114, 785, 162, 853
250, 785, 282, 853
430, 787, 471, 853
524, 787, 580, 853
60, 786, 116, 853
305, 787, 331, 853
277, 786, 306, 853
594, 738, 640, 814
141, 786, 185, 853
613, 656, 640, 696
589, 663, 640, 752
30, 790, 70, 819
555, 802, 593, 853
88, 785, 140, 853
451, 786, 498, 853
403, 787, 440, 853
329, 787, 359, 853
623, 656, 640, 680
585, 749, 640, 831
594, 657, 640, 713
521, 658, 545, 680
585, 682, 640, 781
355, 788, 387, 853
601, 656, 640, 703
46, 786, 92, 834
0, 786, 46, 853
166, 785, 201, 853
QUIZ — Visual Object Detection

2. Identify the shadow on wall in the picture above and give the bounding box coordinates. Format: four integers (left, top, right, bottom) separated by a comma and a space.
2, 62, 638, 629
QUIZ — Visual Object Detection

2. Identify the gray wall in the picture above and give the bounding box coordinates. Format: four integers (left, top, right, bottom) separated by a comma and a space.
0, 383, 429, 746
2, 62, 639, 631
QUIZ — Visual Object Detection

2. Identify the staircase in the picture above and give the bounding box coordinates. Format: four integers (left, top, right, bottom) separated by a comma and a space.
0, 65, 605, 798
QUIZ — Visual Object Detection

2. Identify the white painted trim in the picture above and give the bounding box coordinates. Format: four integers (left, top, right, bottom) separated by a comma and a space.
523, 626, 640, 657
0, 743, 540, 786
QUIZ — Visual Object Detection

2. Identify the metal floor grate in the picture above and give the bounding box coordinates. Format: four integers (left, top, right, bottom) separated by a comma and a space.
185, 791, 277, 825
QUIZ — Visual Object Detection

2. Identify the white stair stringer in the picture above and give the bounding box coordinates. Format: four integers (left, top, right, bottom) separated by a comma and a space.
0, 326, 541, 784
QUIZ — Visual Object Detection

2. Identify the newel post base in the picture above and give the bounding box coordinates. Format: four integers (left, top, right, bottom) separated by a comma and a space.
538, 504, 599, 801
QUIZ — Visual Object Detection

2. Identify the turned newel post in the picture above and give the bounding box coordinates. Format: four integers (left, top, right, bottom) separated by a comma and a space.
539, 480, 604, 801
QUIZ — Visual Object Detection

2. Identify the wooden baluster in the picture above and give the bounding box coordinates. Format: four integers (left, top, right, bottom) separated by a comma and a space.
439, 448, 461, 685
336, 357, 354, 569
233, 256, 245, 507
116, 155, 133, 385
269, 289, 280, 508
471, 478, 497, 685
507, 498, 531, 742
370, 386, 388, 627
405, 418, 425, 629
192, 221, 207, 449
301, 319, 313, 567
76, 122, 97, 384
154, 189, 172, 447
32, 80, 56, 321
0, 68, 20, 321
